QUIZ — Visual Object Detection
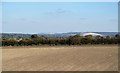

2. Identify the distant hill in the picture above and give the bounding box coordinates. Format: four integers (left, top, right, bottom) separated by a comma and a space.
1, 33, 31, 38
38, 32, 118, 37
1, 32, 118, 38
95, 32, 118, 36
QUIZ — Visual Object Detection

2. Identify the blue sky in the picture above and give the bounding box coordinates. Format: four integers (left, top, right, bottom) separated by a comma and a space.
2, 2, 118, 33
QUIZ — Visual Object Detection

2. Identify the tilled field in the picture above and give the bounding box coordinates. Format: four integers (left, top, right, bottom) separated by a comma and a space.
2, 45, 118, 71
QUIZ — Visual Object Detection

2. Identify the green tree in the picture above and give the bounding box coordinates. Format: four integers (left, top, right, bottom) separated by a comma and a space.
68, 35, 81, 45
31, 34, 38, 39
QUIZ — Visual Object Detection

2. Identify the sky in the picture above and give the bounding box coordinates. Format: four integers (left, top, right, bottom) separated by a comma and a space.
1, 0, 120, 2
2, 2, 118, 33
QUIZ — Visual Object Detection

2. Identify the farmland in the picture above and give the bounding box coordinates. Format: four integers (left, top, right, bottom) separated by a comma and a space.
2, 45, 118, 71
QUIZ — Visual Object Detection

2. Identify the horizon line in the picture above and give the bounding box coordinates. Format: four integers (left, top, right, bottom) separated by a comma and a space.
1, 31, 118, 34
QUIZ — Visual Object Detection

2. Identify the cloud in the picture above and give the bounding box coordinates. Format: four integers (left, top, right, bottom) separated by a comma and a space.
109, 19, 117, 22
56, 8, 67, 13
80, 18, 88, 20
44, 8, 69, 15
17, 18, 39, 24
19, 18, 27, 21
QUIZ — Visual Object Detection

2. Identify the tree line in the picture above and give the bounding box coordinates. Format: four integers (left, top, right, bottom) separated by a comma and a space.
1, 34, 120, 46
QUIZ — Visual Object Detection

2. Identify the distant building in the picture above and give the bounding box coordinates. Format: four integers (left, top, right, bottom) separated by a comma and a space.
82, 32, 103, 37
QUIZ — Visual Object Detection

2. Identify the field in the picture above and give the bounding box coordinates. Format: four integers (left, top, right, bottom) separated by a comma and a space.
2, 45, 118, 71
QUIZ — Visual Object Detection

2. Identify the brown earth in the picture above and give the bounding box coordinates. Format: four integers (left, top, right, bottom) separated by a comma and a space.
2, 45, 118, 71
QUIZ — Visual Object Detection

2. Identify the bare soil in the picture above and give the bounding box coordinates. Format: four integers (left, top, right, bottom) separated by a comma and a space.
2, 45, 118, 71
